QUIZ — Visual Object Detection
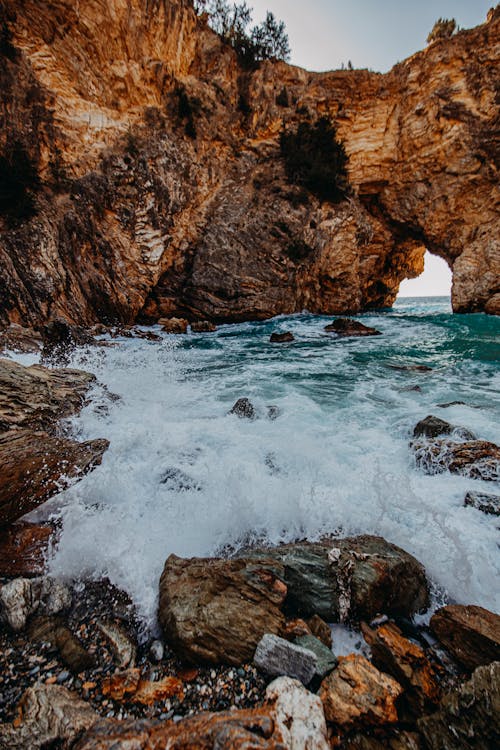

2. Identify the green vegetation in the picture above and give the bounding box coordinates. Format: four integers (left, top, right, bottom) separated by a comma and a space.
194, 1, 290, 68
427, 18, 457, 44
280, 117, 348, 203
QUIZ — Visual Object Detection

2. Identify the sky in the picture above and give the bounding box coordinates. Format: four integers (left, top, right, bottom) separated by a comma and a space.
247, 0, 492, 297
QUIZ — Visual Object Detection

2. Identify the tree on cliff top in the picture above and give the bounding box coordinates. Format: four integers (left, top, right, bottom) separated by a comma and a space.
194, 1, 290, 65
427, 18, 457, 44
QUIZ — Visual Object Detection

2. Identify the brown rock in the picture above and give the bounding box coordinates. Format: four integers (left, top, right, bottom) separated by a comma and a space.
28, 616, 96, 673
344, 731, 422, 750
0, 430, 109, 526
191, 321, 217, 333
102, 669, 141, 701
158, 554, 287, 665
418, 661, 500, 750
159, 317, 188, 333
282, 618, 311, 640
319, 654, 403, 728
308, 614, 333, 649
133, 676, 184, 706
0, 523, 53, 577
270, 332, 294, 343
324, 319, 382, 337
430, 605, 500, 671
412, 439, 500, 481
362, 621, 440, 714
0, 324, 42, 353
0, 684, 98, 749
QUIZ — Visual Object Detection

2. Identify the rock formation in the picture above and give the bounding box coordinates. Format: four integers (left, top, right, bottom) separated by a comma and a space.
0, 0, 498, 328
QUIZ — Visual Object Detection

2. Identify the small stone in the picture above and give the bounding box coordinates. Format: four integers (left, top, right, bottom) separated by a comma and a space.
56, 671, 70, 684
149, 639, 164, 662
464, 491, 500, 516
270, 332, 294, 343
295, 635, 338, 679
267, 405, 281, 420
254, 633, 317, 685
191, 321, 217, 333
229, 398, 255, 419
325, 318, 381, 337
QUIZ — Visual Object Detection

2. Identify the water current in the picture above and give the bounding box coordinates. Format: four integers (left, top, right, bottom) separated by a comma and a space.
19, 297, 500, 630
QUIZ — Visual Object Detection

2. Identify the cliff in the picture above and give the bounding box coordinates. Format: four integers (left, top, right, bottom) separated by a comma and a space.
0, 0, 498, 326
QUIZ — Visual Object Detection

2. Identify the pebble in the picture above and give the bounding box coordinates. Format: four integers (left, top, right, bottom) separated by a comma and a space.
56, 671, 70, 683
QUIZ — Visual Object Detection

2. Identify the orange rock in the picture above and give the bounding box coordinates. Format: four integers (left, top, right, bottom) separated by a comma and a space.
133, 676, 184, 705
308, 615, 333, 649
0, 523, 53, 577
178, 667, 199, 682
282, 618, 312, 640
101, 670, 140, 701
319, 654, 403, 728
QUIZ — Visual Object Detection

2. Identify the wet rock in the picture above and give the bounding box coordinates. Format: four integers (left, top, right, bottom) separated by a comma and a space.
254, 633, 317, 684
0, 324, 42, 354
324, 319, 382, 337
418, 661, 500, 750
0, 430, 109, 526
319, 654, 403, 728
0, 684, 98, 749
412, 439, 500, 481
191, 321, 217, 333
464, 491, 500, 516
267, 405, 281, 420
160, 467, 201, 492
344, 731, 423, 750
362, 621, 440, 716
0, 523, 53, 577
430, 605, 500, 671
0, 577, 71, 631
96, 620, 136, 668
248, 536, 429, 622
294, 635, 338, 679
437, 401, 467, 408
159, 317, 188, 334
159, 554, 286, 665
270, 332, 294, 343
28, 615, 96, 672
413, 415, 475, 440
308, 614, 333, 649
229, 397, 256, 419
266, 676, 329, 750
388, 364, 433, 372
41, 318, 95, 364
149, 639, 164, 662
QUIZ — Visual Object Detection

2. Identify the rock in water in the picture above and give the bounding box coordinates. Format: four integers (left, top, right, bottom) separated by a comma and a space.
159, 317, 188, 333
158, 554, 287, 665
430, 605, 500, 670
0, 685, 98, 749
270, 332, 294, 343
191, 321, 217, 333
413, 415, 476, 440
229, 398, 256, 419
324, 319, 382, 337
418, 661, 500, 750
254, 634, 317, 684
412, 439, 500, 481
464, 491, 500, 516
319, 654, 403, 728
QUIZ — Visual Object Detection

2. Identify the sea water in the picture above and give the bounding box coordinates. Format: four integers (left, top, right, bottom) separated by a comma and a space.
20, 297, 500, 629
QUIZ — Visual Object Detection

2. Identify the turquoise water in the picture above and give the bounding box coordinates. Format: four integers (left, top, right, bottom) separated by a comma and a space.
22, 297, 499, 626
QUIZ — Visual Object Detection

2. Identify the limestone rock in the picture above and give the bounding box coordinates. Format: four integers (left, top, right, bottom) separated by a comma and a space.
418, 661, 500, 750
319, 654, 403, 728
0, 577, 71, 631
430, 605, 500, 671
254, 633, 317, 684
413, 439, 500, 481
229, 398, 256, 419
266, 676, 330, 750
464, 491, 500, 516
0, 684, 98, 750
159, 317, 188, 333
324, 319, 382, 337
270, 332, 294, 343
158, 554, 287, 665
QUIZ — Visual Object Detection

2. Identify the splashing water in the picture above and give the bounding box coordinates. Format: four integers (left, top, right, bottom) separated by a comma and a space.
19, 297, 500, 629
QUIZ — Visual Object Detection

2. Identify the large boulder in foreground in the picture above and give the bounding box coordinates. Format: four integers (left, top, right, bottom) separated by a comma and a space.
430, 605, 500, 671
418, 661, 500, 750
158, 555, 287, 665
247, 536, 429, 622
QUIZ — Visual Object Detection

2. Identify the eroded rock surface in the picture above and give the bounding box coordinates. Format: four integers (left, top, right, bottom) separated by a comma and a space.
430, 605, 500, 671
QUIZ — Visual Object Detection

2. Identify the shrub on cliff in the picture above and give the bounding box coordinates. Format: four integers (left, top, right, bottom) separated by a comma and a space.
280, 117, 348, 203
427, 18, 457, 44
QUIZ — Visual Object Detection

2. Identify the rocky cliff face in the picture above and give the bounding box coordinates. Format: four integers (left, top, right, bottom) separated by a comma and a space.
0, 0, 498, 326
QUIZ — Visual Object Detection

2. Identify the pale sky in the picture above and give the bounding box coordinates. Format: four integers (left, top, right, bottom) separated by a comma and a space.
249, 0, 488, 296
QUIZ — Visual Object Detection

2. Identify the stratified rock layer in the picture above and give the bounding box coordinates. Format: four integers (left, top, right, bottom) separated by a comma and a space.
0, 1, 498, 328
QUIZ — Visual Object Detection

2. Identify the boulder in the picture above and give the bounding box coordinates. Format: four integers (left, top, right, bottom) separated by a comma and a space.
266, 676, 330, 750
430, 605, 500, 671
0, 523, 53, 577
159, 317, 188, 334
229, 397, 255, 419
412, 439, 500, 481
191, 321, 217, 333
295, 635, 338, 679
0, 685, 98, 750
324, 319, 381, 337
319, 654, 403, 728
254, 633, 317, 684
464, 491, 500, 516
247, 536, 429, 622
0, 430, 109, 526
270, 332, 294, 343
0, 577, 71, 631
158, 554, 287, 665
362, 621, 440, 715
413, 415, 475, 440
418, 661, 500, 750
